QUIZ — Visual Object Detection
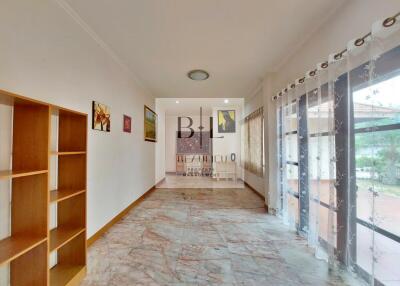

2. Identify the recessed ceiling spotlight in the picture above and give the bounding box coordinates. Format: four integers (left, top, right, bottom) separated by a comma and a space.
187, 69, 209, 81
224, 99, 229, 104
175, 100, 180, 104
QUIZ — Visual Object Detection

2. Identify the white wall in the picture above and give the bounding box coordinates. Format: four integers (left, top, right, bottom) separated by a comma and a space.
165, 115, 211, 172
0, 0, 155, 241
264, 0, 400, 212
155, 101, 166, 183
244, 89, 265, 197
273, 0, 400, 90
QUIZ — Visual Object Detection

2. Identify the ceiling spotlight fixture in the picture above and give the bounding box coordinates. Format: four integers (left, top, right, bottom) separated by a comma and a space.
187, 69, 209, 81
175, 100, 180, 104
224, 99, 229, 104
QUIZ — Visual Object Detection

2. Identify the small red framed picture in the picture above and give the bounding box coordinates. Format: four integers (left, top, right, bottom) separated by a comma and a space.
123, 115, 131, 133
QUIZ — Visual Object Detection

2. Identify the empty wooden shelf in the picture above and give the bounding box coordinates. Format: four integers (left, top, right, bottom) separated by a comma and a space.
0, 236, 47, 266
51, 151, 86, 156
50, 226, 86, 252
50, 232, 86, 286
0, 169, 48, 180
50, 189, 86, 203
50, 264, 86, 286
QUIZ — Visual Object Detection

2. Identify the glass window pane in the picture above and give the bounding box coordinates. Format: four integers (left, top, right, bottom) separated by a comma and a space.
357, 224, 400, 285
308, 136, 336, 206
288, 195, 299, 225
285, 134, 298, 162
308, 100, 333, 134
284, 103, 298, 132
286, 164, 298, 194
353, 74, 400, 129
318, 205, 337, 248
355, 130, 400, 236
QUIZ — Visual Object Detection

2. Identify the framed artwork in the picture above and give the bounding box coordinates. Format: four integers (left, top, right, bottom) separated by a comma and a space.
92, 101, 110, 132
144, 105, 157, 142
218, 110, 236, 133
123, 115, 131, 133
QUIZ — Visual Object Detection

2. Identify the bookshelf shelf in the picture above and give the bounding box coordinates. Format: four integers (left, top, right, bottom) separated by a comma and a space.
51, 151, 86, 156
50, 227, 85, 252
50, 189, 86, 203
0, 236, 47, 266
50, 264, 86, 286
0, 169, 48, 180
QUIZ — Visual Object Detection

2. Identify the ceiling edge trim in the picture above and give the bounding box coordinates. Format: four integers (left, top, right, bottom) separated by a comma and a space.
52, 0, 153, 97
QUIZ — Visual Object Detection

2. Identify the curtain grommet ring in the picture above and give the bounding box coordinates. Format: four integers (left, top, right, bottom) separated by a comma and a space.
309, 70, 316, 77
321, 62, 328, 69
299, 77, 305, 84
290, 83, 296, 89
383, 16, 396, 27
354, 38, 365, 47
334, 53, 342, 61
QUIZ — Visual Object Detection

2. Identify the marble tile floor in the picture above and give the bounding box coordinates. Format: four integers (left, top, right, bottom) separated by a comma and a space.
81, 187, 365, 286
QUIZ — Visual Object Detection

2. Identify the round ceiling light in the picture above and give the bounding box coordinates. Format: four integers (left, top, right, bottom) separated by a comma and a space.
187, 69, 209, 81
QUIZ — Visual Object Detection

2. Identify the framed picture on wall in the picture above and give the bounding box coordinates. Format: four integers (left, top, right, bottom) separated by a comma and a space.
144, 105, 157, 142
123, 115, 131, 133
92, 101, 111, 132
217, 110, 235, 133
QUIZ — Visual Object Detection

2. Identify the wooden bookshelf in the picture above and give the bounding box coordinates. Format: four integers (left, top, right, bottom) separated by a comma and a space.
0, 89, 87, 285
0, 90, 50, 285
49, 106, 87, 286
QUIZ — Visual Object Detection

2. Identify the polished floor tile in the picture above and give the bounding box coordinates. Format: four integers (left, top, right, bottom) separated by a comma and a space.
157, 174, 244, 189
81, 187, 365, 286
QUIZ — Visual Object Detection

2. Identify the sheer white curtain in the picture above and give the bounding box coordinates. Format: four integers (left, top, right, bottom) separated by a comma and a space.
275, 14, 400, 285
243, 107, 264, 176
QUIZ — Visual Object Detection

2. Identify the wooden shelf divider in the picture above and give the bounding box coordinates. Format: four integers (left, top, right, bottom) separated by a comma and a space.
50, 189, 86, 203
0, 236, 47, 266
51, 151, 86, 156
0, 169, 48, 180
50, 227, 86, 252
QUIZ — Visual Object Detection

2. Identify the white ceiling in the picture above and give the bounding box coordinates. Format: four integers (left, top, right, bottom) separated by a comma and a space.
157, 98, 243, 116
65, 0, 345, 98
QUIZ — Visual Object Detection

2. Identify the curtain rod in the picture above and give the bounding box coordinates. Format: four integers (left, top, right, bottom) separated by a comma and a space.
273, 12, 400, 101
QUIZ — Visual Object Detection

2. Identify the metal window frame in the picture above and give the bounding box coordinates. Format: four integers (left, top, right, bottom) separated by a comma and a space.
298, 94, 309, 234
344, 45, 400, 284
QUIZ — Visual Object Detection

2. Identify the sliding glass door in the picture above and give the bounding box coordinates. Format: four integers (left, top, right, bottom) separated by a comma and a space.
351, 71, 400, 285
276, 20, 400, 286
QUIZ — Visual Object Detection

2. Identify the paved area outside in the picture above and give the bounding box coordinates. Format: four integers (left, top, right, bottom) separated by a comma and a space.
81, 187, 364, 286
